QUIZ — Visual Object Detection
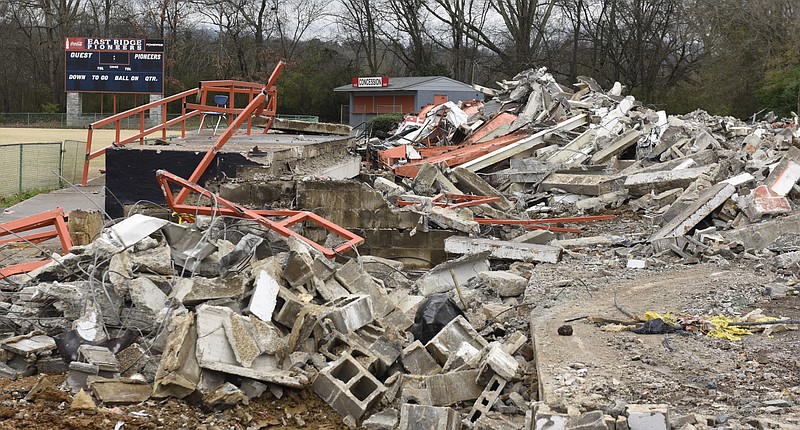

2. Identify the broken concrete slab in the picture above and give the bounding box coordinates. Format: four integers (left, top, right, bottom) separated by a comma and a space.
247, 270, 280, 322
426, 315, 487, 365
1, 333, 56, 356
194, 305, 306, 387
416, 251, 490, 296
89, 378, 151, 405
398, 403, 460, 430
450, 167, 514, 211
764, 146, 800, 196
173, 275, 247, 305
746, 185, 792, 220
624, 166, 710, 197
591, 129, 642, 164
727, 213, 800, 250
650, 183, 736, 246
512, 229, 556, 245
424, 369, 484, 406
445, 237, 562, 263
128, 277, 168, 318
539, 171, 620, 196
323, 294, 375, 334
626, 404, 670, 430
478, 271, 528, 297
428, 206, 480, 234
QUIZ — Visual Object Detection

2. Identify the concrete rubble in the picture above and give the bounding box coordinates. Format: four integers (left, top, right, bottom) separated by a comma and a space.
2, 65, 800, 429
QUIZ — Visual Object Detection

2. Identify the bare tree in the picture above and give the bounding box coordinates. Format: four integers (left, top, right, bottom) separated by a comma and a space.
336, 0, 387, 74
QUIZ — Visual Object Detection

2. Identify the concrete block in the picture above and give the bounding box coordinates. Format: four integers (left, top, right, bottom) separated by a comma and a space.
312, 352, 386, 421
324, 295, 375, 333
173, 275, 247, 305
316, 277, 350, 302
468, 374, 507, 422
402, 340, 441, 375
539, 171, 620, 196
246, 270, 280, 322
626, 404, 669, 430
90, 378, 151, 405
128, 277, 168, 317
428, 206, 480, 234
624, 166, 709, 197
512, 229, 556, 244
426, 315, 487, 365
273, 287, 307, 328
479, 342, 518, 381
312, 255, 338, 281
77, 345, 120, 372
765, 146, 800, 196
478, 270, 528, 297
363, 408, 399, 430
445, 237, 562, 263
283, 238, 315, 288
416, 252, 490, 296
67, 361, 99, 394
335, 260, 395, 316
425, 369, 483, 406
398, 403, 459, 430
374, 176, 406, 197
451, 167, 514, 211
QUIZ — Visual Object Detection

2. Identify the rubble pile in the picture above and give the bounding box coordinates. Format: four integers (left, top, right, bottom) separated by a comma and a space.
2, 66, 800, 430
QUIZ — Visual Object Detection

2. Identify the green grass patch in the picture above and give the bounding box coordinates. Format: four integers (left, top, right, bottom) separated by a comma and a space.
0, 188, 54, 208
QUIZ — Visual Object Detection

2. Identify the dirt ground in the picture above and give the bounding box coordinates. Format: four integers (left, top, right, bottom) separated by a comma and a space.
0, 375, 347, 430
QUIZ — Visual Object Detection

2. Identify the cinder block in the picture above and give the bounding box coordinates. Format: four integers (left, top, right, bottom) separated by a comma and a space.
426, 315, 487, 365
312, 353, 386, 421
324, 295, 374, 333
273, 287, 306, 328
468, 374, 507, 422
402, 341, 441, 375
626, 404, 669, 430
283, 248, 314, 287
398, 403, 459, 430
425, 369, 483, 406
335, 260, 395, 316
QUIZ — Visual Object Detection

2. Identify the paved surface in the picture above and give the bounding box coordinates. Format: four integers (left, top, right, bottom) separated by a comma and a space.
0, 177, 106, 224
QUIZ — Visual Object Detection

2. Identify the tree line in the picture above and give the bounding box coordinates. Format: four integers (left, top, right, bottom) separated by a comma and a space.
1, 0, 798, 122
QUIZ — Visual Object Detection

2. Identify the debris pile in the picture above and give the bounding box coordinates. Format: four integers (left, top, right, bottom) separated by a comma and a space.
2, 65, 800, 429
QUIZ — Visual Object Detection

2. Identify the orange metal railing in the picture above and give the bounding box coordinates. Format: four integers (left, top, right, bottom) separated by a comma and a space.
81, 66, 284, 186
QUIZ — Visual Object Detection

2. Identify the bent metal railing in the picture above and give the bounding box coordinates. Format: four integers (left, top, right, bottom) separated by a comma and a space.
81, 62, 285, 186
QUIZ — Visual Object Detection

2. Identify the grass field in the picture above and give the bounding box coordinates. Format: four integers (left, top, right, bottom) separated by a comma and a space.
0, 127, 178, 148
0, 127, 180, 184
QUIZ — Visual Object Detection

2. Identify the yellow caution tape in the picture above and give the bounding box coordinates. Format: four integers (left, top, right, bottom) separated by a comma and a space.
706, 315, 751, 341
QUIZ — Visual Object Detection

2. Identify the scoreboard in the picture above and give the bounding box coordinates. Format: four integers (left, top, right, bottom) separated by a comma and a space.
64, 37, 164, 94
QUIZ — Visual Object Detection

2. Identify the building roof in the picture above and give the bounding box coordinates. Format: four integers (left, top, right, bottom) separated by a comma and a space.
333, 76, 476, 92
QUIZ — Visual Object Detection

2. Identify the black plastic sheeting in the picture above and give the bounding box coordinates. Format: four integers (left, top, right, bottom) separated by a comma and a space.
410, 293, 465, 344
105, 147, 260, 218
54, 329, 139, 362
631, 318, 684, 334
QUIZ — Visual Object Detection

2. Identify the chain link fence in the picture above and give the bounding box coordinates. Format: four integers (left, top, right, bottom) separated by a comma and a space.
0, 142, 63, 199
